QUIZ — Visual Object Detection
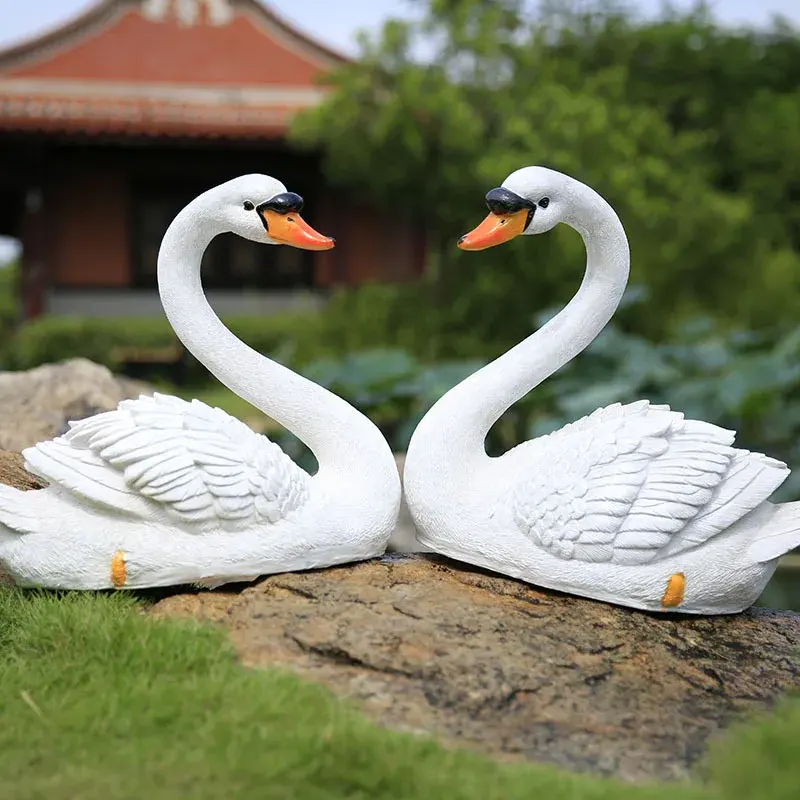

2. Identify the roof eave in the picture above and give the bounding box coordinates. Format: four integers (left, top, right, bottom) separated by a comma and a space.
0, 0, 353, 74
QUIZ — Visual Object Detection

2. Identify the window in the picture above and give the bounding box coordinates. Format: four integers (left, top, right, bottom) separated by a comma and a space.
131, 189, 315, 290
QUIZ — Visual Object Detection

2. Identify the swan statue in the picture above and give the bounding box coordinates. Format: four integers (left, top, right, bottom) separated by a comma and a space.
0, 175, 401, 590
403, 166, 800, 614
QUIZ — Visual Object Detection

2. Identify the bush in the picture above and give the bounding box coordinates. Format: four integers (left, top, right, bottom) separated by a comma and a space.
1, 316, 174, 372
0, 281, 494, 379
6, 290, 800, 503
275, 297, 800, 507
224, 313, 325, 366
0, 262, 19, 339
0, 313, 325, 378
312, 284, 436, 357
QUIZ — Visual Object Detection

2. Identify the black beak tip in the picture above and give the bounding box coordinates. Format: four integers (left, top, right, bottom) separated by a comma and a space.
457, 235, 466, 245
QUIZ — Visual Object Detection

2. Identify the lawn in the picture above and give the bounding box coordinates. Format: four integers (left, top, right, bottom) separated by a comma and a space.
0, 589, 797, 799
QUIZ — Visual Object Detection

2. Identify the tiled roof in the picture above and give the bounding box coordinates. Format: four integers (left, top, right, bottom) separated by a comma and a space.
0, 78, 325, 137
0, 0, 345, 138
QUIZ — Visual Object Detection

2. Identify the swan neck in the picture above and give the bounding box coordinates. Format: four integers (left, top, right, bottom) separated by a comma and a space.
416, 184, 630, 463
156, 195, 391, 477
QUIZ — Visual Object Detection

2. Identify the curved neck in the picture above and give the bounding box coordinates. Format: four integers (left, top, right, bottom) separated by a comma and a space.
157, 195, 389, 476
417, 184, 630, 462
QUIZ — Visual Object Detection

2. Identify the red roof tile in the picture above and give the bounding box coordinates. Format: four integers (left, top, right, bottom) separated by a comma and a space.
0, 0, 345, 137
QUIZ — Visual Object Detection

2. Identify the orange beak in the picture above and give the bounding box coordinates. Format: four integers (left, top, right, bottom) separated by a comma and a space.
457, 208, 530, 251
260, 209, 335, 251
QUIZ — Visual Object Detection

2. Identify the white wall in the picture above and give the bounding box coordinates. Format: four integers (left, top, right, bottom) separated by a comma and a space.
0, 237, 21, 266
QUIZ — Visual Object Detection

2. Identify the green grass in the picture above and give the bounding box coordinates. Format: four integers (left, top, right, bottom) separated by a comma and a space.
0, 589, 797, 800
702, 700, 800, 800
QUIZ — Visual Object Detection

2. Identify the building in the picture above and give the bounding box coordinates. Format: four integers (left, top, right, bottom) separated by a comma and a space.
0, 0, 425, 319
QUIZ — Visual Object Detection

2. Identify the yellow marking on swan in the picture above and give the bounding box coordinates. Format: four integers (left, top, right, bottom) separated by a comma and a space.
661, 572, 685, 608
110, 551, 127, 589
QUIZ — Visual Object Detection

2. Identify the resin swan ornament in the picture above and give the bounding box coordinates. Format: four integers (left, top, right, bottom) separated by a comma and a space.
403, 166, 800, 614
0, 175, 400, 590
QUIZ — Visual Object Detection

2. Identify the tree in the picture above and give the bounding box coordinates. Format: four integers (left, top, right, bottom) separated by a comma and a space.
291, 0, 800, 349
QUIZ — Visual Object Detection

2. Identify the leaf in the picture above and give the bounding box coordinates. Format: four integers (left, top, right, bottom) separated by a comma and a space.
558, 378, 642, 420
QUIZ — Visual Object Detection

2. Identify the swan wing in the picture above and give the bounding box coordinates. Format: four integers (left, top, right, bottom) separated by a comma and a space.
22, 393, 311, 531
510, 400, 789, 564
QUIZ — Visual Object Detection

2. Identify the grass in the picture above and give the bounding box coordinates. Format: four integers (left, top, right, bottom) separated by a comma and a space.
0, 591, 797, 799
702, 700, 800, 800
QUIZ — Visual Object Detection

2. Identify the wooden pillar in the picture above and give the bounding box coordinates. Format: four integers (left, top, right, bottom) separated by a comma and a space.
313, 186, 349, 288
20, 187, 48, 320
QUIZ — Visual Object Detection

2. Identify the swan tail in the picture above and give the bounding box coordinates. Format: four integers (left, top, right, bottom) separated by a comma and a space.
0, 522, 17, 546
747, 501, 800, 563
0, 484, 46, 538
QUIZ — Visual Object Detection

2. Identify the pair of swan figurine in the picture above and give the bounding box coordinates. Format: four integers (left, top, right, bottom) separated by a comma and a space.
1, 167, 798, 615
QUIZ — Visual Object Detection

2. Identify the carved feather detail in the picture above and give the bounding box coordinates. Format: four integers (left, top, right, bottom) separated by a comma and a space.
511, 401, 789, 564
22, 393, 311, 531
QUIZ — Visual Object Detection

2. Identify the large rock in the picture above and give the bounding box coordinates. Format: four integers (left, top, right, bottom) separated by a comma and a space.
150, 555, 800, 783
0, 450, 46, 491
0, 358, 153, 451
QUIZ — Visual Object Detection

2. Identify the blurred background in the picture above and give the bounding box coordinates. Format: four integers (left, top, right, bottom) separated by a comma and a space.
0, 0, 799, 606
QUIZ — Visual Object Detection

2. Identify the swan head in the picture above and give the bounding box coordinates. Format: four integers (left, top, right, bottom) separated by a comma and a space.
457, 166, 571, 251
211, 174, 335, 251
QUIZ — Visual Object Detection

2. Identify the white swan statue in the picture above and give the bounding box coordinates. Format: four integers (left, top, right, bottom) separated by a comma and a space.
0, 175, 401, 590
403, 166, 800, 614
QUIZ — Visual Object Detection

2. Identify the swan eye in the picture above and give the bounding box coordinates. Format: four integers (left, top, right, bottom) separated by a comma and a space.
243, 200, 255, 211
538, 197, 550, 209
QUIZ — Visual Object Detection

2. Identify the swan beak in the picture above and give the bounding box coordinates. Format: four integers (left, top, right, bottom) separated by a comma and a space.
457, 210, 529, 251
260, 210, 335, 251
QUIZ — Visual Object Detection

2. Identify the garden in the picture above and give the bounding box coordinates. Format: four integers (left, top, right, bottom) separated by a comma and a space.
0, 2, 799, 794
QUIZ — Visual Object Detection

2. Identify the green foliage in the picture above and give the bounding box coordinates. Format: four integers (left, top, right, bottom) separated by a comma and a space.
0, 261, 19, 337
270, 348, 484, 472
701, 698, 800, 800
0, 284, 493, 380
520, 301, 800, 500
291, 0, 800, 345
0, 588, 797, 798
306, 284, 494, 360
305, 348, 482, 444
1, 316, 176, 371
9, 300, 800, 503
0, 314, 324, 379
758, 557, 800, 610
269, 295, 800, 501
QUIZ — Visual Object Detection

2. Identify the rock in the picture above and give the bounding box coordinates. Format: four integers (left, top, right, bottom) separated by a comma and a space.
0, 450, 46, 491
150, 554, 800, 783
0, 358, 153, 450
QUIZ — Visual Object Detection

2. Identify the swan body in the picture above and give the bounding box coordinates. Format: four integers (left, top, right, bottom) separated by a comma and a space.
0, 176, 400, 590
404, 166, 800, 614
